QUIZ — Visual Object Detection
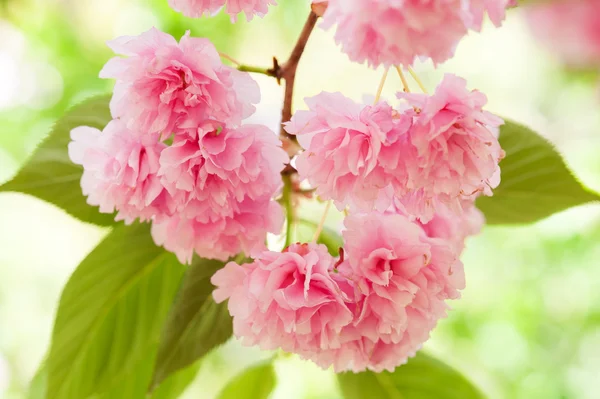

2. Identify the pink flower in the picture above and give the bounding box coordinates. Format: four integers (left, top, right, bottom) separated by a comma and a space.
467, 0, 516, 31
158, 121, 287, 222
152, 197, 284, 263
284, 92, 411, 211
396, 74, 504, 222
68, 120, 173, 224
526, 0, 600, 67
211, 243, 354, 356
417, 200, 485, 253
167, 0, 276, 21
332, 212, 465, 372
320, 0, 514, 67
100, 28, 259, 139
321, 0, 469, 67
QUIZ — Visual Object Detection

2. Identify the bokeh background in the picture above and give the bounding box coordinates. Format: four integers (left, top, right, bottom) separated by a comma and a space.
1, 0, 600, 398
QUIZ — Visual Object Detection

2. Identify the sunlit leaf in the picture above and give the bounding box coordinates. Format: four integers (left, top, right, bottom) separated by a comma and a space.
0, 95, 115, 226
91, 354, 201, 399
217, 362, 277, 399
27, 365, 47, 399
477, 120, 600, 224
46, 223, 185, 399
150, 257, 232, 391
338, 352, 485, 399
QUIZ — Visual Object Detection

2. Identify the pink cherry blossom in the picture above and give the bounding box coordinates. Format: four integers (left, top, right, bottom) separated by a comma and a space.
167, 0, 276, 21
68, 120, 173, 224
158, 121, 287, 222
284, 92, 411, 211
526, 0, 600, 67
152, 197, 284, 263
321, 0, 469, 67
100, 28, 259, 139
333, 212, 464, 372
396, 74, 504, 222
320, 0, 515, 67
417, 200, 485, 252
467, 0, 516, 31
211, 243, 354, 356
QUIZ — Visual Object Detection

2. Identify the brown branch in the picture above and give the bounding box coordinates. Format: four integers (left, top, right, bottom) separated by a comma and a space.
279, 11, 319, 140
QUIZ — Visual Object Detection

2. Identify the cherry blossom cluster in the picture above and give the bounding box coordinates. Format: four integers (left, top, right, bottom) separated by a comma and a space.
69, 0, 511, 373
69, 28, 287, 263
168, 0, 516, 67
213, 74, 503, 371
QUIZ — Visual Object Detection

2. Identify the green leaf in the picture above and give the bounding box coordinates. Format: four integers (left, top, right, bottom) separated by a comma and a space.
46, 223, 186, 399
150, 257, 232, 391
337, 352, 485, 399
0, 95, 115, 226
27, 365, 47, 399
91, 354, 201, 399
151, 362, 202, 399
477, 120, 600, 224
217, 362, 277, 399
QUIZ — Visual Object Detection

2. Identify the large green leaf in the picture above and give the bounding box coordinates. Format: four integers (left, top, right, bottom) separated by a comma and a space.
217, 362, 277, 399
151, 362, 202, 399
0, 95, 115, 226
91, 353, 201, 399
477, 120, 600, 224
46, 223, 186, 399
149, 257, 232, 391
27, 365, 47, 399
337, 353, 485, 399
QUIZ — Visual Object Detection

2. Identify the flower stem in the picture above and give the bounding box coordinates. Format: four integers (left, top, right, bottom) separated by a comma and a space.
312, 200, 332, 242
238, 64, 274, 76
407, 66, 428, 94
374, 67, 390, 104
282, 173, 294, 248
395, 66, 411, 93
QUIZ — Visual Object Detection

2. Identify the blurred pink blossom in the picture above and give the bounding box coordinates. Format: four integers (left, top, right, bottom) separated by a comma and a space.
526, 0, 600, 67
168, 0, 276, 21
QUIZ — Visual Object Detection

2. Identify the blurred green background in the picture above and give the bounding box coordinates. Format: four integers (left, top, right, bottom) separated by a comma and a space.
1, 0, 600, 398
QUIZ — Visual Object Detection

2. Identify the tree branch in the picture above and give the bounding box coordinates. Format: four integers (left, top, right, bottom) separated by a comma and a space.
279, 11, 319, 138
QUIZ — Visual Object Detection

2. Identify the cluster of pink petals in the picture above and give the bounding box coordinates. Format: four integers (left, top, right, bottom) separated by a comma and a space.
211, 243, 354, 355
284, 92, 411, 211
319, 0, 515, 67
69, 120, 172, 224
100, 28, 259, 138
152, 198, 284, 263
417, 200, 485, 253
158, 121, 287, 222
332, 212, 464, 372
526, 0, 600, 67
167, 0, 276, 21
395, 74, 504, 222
212, 213, 465, 372
71, 28, 287, 263
286, 74, 503, 223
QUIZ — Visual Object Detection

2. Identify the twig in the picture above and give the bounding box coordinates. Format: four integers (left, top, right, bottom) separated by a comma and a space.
279, 11, 319, 139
